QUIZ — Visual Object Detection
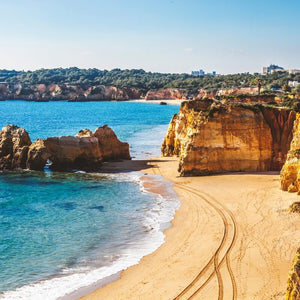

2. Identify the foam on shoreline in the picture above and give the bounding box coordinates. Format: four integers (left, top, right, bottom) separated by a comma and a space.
0, 171, 180, 300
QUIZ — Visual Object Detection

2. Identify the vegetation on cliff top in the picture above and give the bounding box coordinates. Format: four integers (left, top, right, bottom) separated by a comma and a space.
0, 68, 299, 94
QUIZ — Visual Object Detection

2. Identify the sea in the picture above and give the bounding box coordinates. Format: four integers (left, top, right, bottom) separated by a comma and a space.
0, 100, 180, 300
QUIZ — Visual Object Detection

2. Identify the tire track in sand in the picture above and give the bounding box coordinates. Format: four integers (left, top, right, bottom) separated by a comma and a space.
151, 164, 237, 300
174, 185, 237, 300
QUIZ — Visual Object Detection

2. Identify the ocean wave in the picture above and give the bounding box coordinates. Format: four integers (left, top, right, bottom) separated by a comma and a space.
0, 172, 180, 300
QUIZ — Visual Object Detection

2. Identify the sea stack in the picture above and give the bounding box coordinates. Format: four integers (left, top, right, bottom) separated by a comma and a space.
0, 125, 130, 171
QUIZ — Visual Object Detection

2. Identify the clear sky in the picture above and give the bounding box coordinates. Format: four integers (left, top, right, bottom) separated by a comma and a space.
0, 0, 299, 74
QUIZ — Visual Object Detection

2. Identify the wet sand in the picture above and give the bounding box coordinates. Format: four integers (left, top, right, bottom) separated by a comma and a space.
81, 157, 300, 299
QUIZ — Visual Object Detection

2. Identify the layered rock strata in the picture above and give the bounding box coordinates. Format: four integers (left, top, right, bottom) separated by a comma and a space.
280, 115, 300, 193
144, 89, 187, 100
0, 125, 32, 169
0, 125, 130, 171
286, 249, 300, 300
162, 99, 296, 176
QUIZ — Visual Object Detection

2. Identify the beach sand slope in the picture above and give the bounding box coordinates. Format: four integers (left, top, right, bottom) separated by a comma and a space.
81, 157, 300, 300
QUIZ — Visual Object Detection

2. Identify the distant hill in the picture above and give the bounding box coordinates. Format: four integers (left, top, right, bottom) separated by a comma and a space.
0, 68, 299, 96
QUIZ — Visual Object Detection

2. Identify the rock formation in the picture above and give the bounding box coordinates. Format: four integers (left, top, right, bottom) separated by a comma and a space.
286, 249, 300, 300
144, 89, 187, 100
93, 125, 130, 161
0, 125, 32, 169
27, 135, 103, 171
280, 114, 300, 193
0, 125, 130, 171
162, 99, 296, 176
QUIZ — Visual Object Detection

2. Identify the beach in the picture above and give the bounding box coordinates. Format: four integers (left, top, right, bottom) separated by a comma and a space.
128, 99, 186, 106
82, 156, 300, 299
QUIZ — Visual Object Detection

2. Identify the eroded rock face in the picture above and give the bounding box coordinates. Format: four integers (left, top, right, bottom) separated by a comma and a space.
0, 125, 32, 169
162, 100, 296, 176
280, 115, 300, 193
27, 136, 102, 171
94, 125, 130, 161
286, 249, 300, 300
26, 126, 130, 171
0, 125, 130, 171
144, 89, 186, 100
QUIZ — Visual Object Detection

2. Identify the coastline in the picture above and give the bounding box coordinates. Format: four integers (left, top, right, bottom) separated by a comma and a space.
81, 157, 300, 299
127, 99, 186, 105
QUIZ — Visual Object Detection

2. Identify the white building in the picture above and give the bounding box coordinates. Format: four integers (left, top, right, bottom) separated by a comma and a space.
288, 81, 299, 88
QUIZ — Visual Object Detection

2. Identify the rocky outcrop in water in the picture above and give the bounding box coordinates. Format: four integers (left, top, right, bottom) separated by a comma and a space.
162, 99, 296, 176
27, 135, 103, 171
0, 125, 32, 169
0, 125, 130, 171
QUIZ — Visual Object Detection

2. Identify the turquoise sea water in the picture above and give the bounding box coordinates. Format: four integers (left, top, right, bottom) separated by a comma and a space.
0, 101, 180, 299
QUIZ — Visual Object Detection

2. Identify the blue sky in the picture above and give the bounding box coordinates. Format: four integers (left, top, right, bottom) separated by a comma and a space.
0, 0, 299, 74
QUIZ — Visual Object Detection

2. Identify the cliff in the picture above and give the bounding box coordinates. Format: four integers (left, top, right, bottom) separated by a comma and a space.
144, 89, 187, 100
162, 99, 296, 176
286, 249, 300, 300
280, 115, 300, 193
0, 83, 141, 101
0, 125, 130, 171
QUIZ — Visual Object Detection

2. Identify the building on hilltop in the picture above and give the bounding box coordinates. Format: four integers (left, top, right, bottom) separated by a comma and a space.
262, 64, 284, 74
191, 69, 216, 77
262, 65, 300, 75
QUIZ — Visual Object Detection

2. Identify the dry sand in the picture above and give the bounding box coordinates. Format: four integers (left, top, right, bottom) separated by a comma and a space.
81, 157, 300, 300
128, 99, 186, 105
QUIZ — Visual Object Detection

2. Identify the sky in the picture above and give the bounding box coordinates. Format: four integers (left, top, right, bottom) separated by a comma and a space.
0, 0, 299, 74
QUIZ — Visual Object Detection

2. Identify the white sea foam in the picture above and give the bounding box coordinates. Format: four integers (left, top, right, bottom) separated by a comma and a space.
0, 172, 180, 300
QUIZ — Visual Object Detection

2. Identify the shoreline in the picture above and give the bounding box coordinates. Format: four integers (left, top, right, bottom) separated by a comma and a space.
60, 163, 181, 300
127, 99, 186, 105
0, 166, 179, 300
81, 157, 300, 299
0, 99, 186, 105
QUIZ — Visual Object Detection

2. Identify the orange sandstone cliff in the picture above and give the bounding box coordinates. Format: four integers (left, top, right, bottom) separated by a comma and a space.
161, 99, 296, 176
144, 88, 187, 100
286, 249, 300, 300
280, 114, 300, 193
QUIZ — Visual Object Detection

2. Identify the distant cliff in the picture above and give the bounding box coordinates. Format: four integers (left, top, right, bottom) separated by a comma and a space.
162, 98, 296, 176
0, 83, 193, 101
144, 89, 187, 100
0, 83, 141, 101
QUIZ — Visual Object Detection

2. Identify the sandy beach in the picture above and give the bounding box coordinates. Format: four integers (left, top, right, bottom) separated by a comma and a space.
81, 157, 300, 300
128, 99, 186, 105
